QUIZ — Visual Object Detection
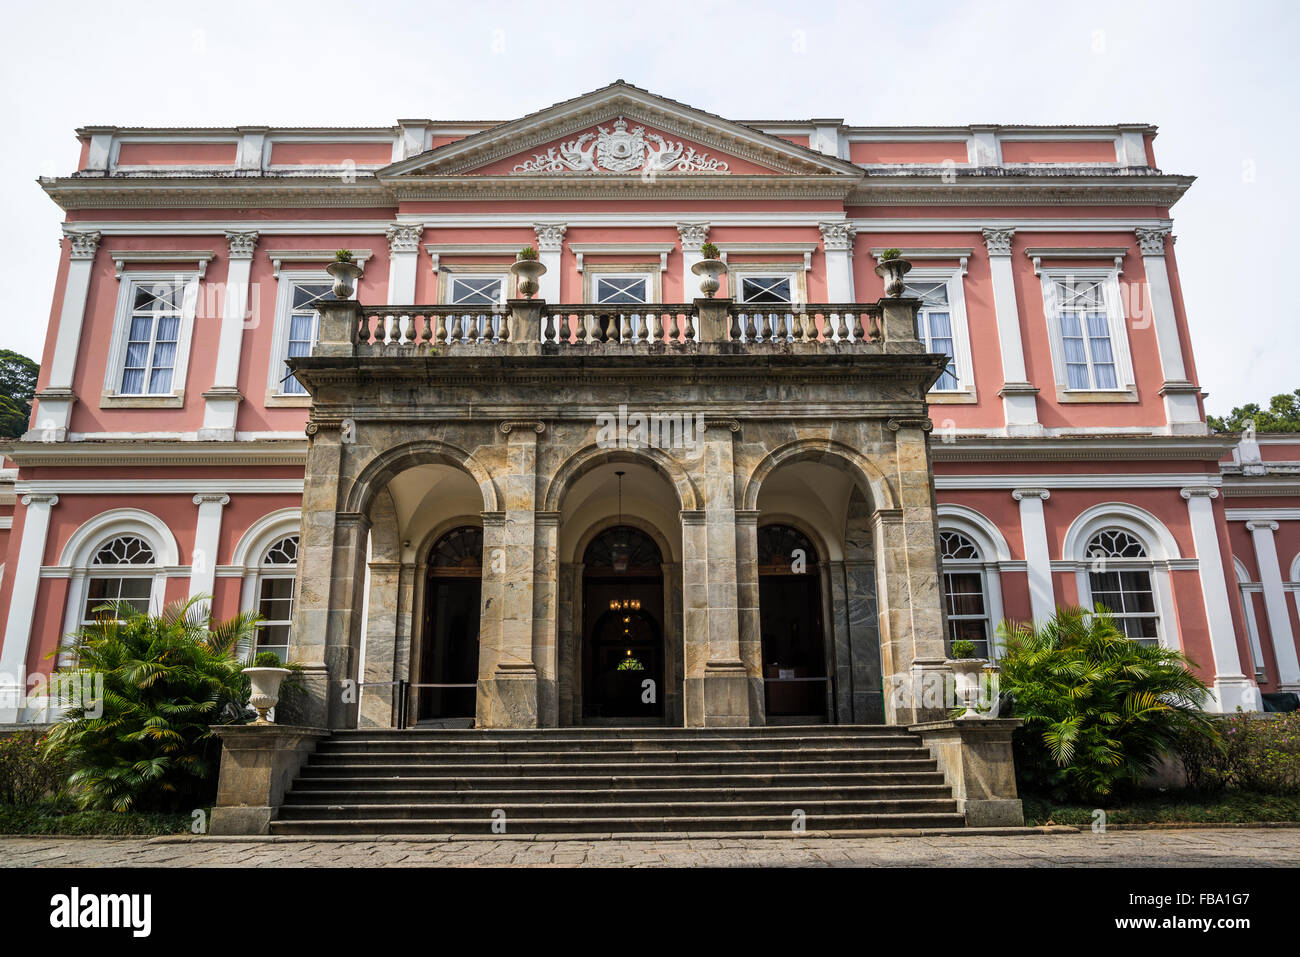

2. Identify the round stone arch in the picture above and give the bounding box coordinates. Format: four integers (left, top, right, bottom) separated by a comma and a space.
343, 439, 501, 516
1061, 502, 1182, 563
543, 444, 701, 514
569, 513, 678, 567
741, 439, 899, 513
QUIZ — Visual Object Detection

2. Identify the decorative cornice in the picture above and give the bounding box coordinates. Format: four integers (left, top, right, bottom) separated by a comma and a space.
61, 226, 101, 260
499, 419, 546, 434
676, 222, 710, 251
818, 221, 856, 252
533, 223, 567, 251
982, 227, 1015, 257
0, 439, 308, 468
1011, 487, 1051, 501
932, 434, 1236, 463
386, 222, 423, 255
225, 230, 259, 260
1135, 225, 1172, 256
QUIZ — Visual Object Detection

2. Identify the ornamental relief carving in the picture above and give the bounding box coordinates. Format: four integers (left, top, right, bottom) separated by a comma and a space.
512, 118, 730, 174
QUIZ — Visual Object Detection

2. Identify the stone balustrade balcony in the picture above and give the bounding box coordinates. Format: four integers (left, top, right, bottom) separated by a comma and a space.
310, 296, 926, 359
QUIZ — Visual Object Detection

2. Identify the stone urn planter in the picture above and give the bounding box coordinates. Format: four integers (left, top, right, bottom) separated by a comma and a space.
510, 258, 547, 299
875, 255, 912, 297
691, 258, 727, 298
948, 658, 988, 719
243, 666, 292, 725
325, 258, 363, 299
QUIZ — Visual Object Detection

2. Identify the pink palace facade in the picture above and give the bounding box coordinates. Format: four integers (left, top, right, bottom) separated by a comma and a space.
0, 81, 1296, 727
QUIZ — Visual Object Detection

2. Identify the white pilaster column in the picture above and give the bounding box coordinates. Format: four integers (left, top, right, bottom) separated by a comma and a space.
30, 229, 101, 441
385, 224, 421, 304
199, 231, 258, 441
0, 494, 59, 721
533, 223, 566, 308
984, 228, 1041, 436
1246, 517, 1300, 692
677, 222, 709, 301
819, 222, 856, 302
1136, 226, 1202, 434
189, 494, 231, 602
1181, 488, 1257, 710
1012, 488, 1055, 622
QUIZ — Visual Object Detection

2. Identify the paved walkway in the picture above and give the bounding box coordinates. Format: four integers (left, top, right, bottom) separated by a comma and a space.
3, 826, 1299, 867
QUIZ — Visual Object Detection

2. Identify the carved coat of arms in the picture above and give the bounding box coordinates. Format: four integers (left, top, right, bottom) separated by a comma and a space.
513, 117, 729, 174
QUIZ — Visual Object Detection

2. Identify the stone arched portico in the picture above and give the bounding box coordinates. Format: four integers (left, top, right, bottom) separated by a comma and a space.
288, 297, 952, 729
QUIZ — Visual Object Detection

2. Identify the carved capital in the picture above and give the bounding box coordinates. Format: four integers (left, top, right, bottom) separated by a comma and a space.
982, 227, 1015, 257
62, 227, 101, 260
193, 493, 231, 507
499, 419, 546, 434
1135, 226, 1172, 257
703, 417, 741, 433
20, 493, 59, 508
225, 230, 259, 260
533, 223, 567, 252
385, 223, 423, 255
1246, 519, 1280, 533
676, 222, 710, 251
1012, 487, 1051, 502
886, 416, 934, 433
818, 221, 856, 252
1179, 486, 1220, 501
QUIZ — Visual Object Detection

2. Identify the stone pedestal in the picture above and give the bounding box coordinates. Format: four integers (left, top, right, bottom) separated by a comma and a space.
701, 659, 752, 727
910, 718, 1024, 826
477, 665, 539, 728
694, 297, 733, 342
209, 725, 327, 835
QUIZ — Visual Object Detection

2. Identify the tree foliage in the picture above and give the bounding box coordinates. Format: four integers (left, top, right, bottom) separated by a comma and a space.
0, 349, 38, 438
1209, 389, 1300, 433
997, 607, 1219, 801
43, 596, 262, 813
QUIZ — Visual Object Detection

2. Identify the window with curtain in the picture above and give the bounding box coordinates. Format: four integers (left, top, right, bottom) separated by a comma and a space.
281, 283, 335, 395
1085, 528, 1159, 645
939, 530, 991, 658
82, 535, 156, 624
121, 281, 185, 395
905, 279, 959, 391
1052, 277, 1117, 390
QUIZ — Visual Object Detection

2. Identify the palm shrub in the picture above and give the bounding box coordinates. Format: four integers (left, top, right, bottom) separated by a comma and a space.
997, 606, 1219, 801
43, 596, 262, 813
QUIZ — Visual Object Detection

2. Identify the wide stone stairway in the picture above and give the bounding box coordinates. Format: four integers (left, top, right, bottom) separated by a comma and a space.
270, 726, 965, 835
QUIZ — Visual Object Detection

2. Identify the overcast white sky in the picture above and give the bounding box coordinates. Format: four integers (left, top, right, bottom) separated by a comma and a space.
1, 0, 1294, 414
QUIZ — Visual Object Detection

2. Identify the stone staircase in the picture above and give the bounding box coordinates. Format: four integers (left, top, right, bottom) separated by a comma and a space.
269, 726, 965, 835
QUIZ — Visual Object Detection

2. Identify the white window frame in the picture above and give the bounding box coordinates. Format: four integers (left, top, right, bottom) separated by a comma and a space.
937, 509, 1008, 659
446, 274, 509, 307
267, 270, 334, 400
1039, 266, 1135, 397
103, 270, 200, 404
592, 273, 651, 305
251, 535, 298, 662
729, 268, 804, 306
905, 267, 975, 401
233, 509, 303, 660
1236, 557, 1269, 680
582, 264, 661, 305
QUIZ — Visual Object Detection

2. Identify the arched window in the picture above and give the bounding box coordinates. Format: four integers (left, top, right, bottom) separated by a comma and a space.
939, 530, 992, 658
1085, 528, 1159, 645
82, 535, 157, 624
757, 524, 819, 574
254, 535, 298, 661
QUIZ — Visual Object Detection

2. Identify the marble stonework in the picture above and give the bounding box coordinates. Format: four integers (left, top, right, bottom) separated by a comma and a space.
287, 298, 953, 729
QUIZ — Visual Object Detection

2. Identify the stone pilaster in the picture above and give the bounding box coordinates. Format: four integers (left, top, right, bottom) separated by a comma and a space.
533, 510, 561, 726
1245, 516, 1300, 693
983, 227, 1042, 435
533, 223, 566, 304
734, 509, 765, 723
188, 493, 230, 600
1012, 487, 1055, 622
29, 228, 101, 441
819, 221, 857, 302
0, 494, 59, 722
1136, 226, 1203, 434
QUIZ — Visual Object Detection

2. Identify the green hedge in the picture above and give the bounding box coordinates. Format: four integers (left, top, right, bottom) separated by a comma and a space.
0, 730, 67, 805
0, 801, 196, 836
1179, 711, 1300, 793
1023, 791, 1300, 827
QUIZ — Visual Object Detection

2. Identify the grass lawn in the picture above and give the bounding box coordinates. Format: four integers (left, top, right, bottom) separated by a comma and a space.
1023, 790, 1300, 827
0, 801, 199, 836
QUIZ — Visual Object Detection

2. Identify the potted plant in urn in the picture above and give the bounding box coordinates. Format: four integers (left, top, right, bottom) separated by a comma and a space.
947, 639, 987, 719
243, 651, 292, 725
691, 241, 727, 298
510, 245, 547, 299
875, 248, 912, 297
326, 249, 363, 299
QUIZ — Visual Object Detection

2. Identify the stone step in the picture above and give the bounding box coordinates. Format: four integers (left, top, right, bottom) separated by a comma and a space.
290, 770, 949, 790
330, 725, 910, 740
269, 811, 967, 835
285, 784, 956, 805
275, 796, 960, 821
308, 746, 932, 765
298, 757, 940, 777
314, 735, 918, 754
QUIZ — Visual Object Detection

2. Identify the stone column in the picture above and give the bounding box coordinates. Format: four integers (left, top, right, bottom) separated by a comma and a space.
678, 222, 709, 306
189, 493, 230, 601
1012, 488, 1055, 622
1246, 517, 1300, 692
533, 510, 561, 726
0, 494, 58, 722
476, 421, 543, 728
1135, 226, 1203, 434
29, 229, 100, 441
534, 224, 566, 308
1180, 488, 1256, 710
385, 223, 421, 303
983, 228, 1042, 436
199, 231, 258, 441
874, 419, 949, 723
819, 221, 857, 302
358, 557, 401, 728
734, 509, 765, 723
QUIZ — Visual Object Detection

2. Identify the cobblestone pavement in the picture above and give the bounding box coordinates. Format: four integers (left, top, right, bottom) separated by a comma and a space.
2, 827, 1299, 867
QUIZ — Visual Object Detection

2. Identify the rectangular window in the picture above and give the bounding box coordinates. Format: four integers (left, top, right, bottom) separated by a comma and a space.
906, 279, 959, 390
594, 275, 648, 305
448, 276, 505, 306
943, 570, 990, 658
738, 276, 793, 304
256, 576, 295, 660
83, 577, 151, 624
121, 282, 185, 395
278, 282, 334, 395
1052, 277, 1119, 390
1088, 569, 1159, 645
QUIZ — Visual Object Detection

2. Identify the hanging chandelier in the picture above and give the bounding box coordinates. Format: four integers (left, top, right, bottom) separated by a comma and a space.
609, 470, 638, 611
